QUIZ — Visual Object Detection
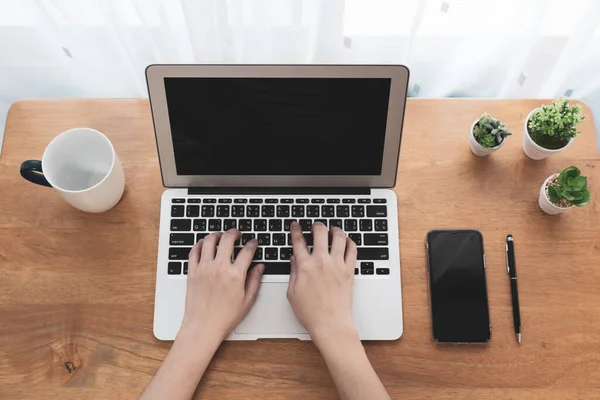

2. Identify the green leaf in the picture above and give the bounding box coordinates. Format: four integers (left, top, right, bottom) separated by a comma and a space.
491, 120, 498, 129
570, 176, 587, 190
558, 166, 580, 186
484, 123, 494, 130
574, 189, 591, 207
561, 189, 575, 201
547, 185, 561, 203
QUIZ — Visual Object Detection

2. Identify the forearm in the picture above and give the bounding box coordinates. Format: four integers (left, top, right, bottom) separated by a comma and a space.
139, 326, 222, 400
313, 327, 390, 400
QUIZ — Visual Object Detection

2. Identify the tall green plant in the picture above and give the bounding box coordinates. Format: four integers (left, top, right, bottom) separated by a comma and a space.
528, 98, 584, 150
547, 166, 591, 207
473, 112, 511, 148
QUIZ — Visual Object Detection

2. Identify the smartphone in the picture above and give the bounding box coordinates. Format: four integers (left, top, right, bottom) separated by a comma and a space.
426, 230, 491, 343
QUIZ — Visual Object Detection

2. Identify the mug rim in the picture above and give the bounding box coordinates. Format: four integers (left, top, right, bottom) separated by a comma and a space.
41, 127, 116, 193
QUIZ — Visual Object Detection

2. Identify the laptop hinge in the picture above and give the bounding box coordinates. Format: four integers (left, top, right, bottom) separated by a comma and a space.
188, 187, 371, 195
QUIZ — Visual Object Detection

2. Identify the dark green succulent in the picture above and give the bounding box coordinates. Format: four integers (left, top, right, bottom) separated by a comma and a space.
473, 112, 511, 148
548, 166, 591, 207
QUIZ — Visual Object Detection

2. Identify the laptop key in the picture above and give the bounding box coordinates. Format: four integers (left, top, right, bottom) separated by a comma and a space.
168, 262, 182, 275
249, 199, 263, 203
203, 198, 216, 203
281, 199, 294, 203
361, 269, 375, 275
322, 205, 335, 217
186, 205, 200, 218
171, 205, 184, 217
265, 247, 278, 260
232, 205, 245, 217
239, 219, 252, 231
208, 219, 222, 231
277, 205, 290, 217
357, 248, 389, 260
327, 199, 340, 203
201, 205, 215, 217
336, 205, 350, 217
376, 268, 390, 275
292, 205, 304, 217
273, 233, 286, 245
374, 219, 388, 231
359, 220, 373, 231
361, 261, 374, 275
254, 219, 267, 232
216, 205, 230, 217
253, 247, 263, 261
284, 219, 296, 231
223, 219, 237, 231
355, 268, 359, 275
374, 199, 387, 204
258, 233, 271, 246
311, 198, 325, 203
183, 262, 188, 275
172, 198, 185, 203
218, 198, 232, 203
314, 219, 328, 227
307, 205, 320, 217
170, 233, 194, 245
344, 219, 358, 232
364, 233, 388, 246
242, 233, 256, 245
299, 219, 312, 232
297, 199, 309, 204
348, 233, 362, 246
367, 205, 387, 217
247, 205, 260, 217
265, 199, 278, 203
253, 262, 291, 275
269, 219, 282, 231
279, 247, 293, 260
358, 199, 371, 204
286, 233, 313, 246
234, 198, 248, 203
330, 219, 342, 229
169, 247, 191, 260
351, 205, 365, 217
196, 233, 208, 242
171, 219, 191, 231
261, 205, 275, 217
342, 199, 356, 204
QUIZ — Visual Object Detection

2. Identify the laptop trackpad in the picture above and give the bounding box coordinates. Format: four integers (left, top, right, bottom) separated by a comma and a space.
235, 282, 307, 335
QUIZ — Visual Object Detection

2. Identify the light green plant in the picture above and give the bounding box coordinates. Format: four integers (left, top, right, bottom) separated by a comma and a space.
548, 166, 591, 207
528, 97, 584, 150
473, 112, 511, 148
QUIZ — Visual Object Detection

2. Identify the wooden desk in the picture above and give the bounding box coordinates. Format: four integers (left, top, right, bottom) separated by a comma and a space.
1, 99, 599, 399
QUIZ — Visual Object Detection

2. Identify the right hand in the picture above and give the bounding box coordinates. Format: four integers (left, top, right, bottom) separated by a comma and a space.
286, 221, 358, 339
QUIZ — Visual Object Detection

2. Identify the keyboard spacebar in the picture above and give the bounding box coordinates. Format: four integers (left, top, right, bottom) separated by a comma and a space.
251, 262, 291, 275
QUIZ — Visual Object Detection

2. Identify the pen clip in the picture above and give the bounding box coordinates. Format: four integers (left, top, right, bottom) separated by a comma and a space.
505, 242, 510, 274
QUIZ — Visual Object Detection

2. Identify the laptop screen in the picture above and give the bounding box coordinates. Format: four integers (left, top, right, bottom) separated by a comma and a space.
164, 77, 391, 176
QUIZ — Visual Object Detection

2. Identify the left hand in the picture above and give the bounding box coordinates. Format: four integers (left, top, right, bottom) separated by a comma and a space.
181, 229, 265, 340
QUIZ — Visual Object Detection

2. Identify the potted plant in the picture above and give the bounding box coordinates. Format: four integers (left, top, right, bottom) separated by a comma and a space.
539, 166, 591, 215
470, 112, 511, 156
523, 98, 584, 160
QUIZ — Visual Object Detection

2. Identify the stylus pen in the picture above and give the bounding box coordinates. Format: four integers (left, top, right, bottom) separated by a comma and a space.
506, 234, 521, 343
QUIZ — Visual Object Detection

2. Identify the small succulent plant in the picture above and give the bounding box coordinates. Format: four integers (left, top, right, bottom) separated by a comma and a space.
473, 113, 511, 148
547, 166, 591, 207
528, 97, 584, 149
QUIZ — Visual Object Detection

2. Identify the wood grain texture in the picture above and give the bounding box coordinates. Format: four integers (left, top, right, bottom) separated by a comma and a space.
1, 98, 599, 399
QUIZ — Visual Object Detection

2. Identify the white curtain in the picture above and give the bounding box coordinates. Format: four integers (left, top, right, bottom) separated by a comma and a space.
1, 0, 600, 148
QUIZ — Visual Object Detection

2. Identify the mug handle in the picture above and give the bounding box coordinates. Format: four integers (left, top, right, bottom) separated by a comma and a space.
20, 160, 52, 187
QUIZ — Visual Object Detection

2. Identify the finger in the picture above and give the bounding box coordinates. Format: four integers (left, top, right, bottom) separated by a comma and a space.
311, 222, 329, 254
288, 254, 297, 288
290, 221, 309, 259
244, 263, 265, 309
216, 229, 240, 261
234, 239, 258, 270
200, 232, 222, 262
344, 237, 358, 268
330, 227, 348, 259
188, 239, 203, 266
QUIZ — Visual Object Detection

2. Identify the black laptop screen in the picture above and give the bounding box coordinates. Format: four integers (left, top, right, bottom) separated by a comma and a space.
164, 77, 391, 176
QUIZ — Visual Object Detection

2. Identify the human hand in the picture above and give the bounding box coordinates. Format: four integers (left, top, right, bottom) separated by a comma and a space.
286, 221, 358, 341
181, 229, 265, 340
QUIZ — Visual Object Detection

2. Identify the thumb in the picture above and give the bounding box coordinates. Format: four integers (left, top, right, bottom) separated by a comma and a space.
288, 255, 297, 289
244, 264, 264, 308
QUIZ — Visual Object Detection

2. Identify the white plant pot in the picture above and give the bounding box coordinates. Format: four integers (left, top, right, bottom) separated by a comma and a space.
538, 174, 573, 215
470, 120, 504, 157
522, 108, 573, 160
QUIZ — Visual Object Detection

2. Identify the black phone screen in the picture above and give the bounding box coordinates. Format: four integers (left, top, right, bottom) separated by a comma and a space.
426, 230, 491, 343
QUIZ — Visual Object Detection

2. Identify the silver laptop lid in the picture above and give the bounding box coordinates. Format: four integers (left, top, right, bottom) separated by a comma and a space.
146, 65, 409, 188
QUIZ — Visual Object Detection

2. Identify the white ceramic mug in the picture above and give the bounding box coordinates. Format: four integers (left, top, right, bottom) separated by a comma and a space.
20, 127, 125, 213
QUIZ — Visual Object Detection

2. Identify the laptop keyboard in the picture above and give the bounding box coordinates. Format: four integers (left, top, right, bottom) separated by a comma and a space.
167, 197, 391, 277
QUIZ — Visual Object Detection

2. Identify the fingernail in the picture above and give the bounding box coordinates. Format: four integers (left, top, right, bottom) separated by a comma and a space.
259, 264, 265, 273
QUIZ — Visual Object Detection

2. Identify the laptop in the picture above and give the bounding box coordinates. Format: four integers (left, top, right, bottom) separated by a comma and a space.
146, 64, 409, 341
